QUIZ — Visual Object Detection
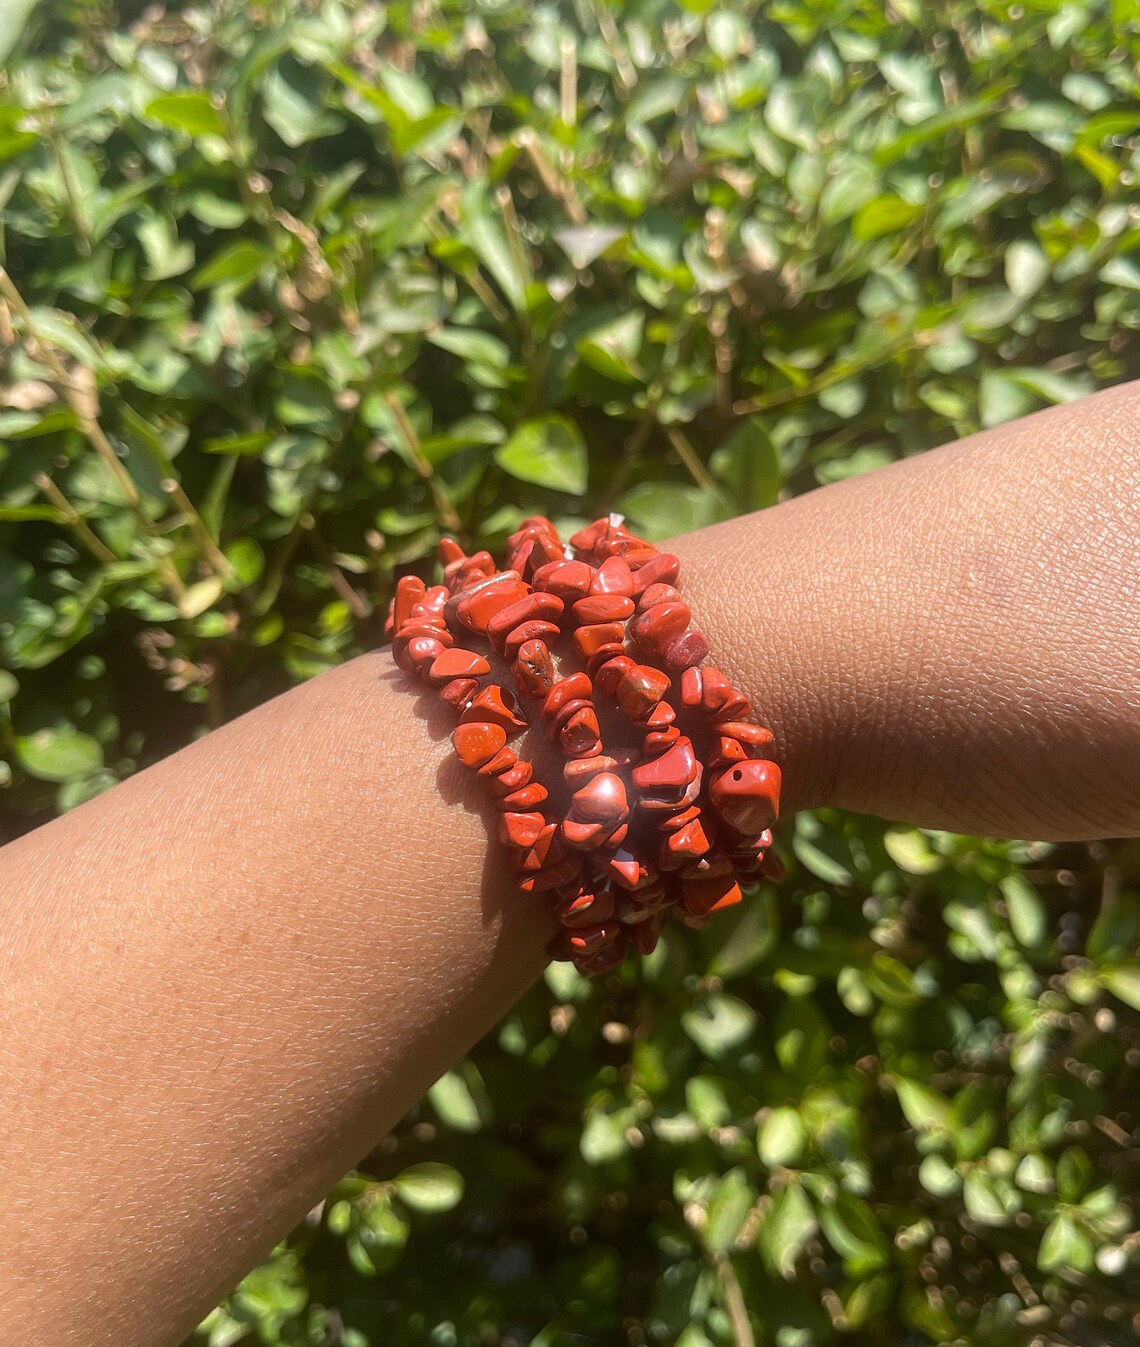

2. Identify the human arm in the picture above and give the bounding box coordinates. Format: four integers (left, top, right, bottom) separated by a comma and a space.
1, 381, 1138, 1345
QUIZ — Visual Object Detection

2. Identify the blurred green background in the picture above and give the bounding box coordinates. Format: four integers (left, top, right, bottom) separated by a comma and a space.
3, 0, 1140, 1342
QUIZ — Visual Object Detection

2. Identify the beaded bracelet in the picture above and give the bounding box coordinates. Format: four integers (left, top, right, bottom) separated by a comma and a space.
385, 514, 782, 977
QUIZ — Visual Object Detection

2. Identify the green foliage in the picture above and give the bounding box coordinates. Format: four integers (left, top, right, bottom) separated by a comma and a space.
2, 0, 1140, 1342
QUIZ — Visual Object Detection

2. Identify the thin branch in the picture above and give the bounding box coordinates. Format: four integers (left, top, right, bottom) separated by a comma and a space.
35, 473, 117, 564
383, 390, 464, 536
714, 1255, 756, 1347
665, 426, 717, 493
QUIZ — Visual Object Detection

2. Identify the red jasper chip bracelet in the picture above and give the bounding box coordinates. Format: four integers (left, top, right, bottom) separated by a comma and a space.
385, 515, 782, 977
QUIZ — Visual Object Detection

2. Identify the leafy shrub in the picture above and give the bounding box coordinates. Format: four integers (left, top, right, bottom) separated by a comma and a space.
3, 0, 1140, 1342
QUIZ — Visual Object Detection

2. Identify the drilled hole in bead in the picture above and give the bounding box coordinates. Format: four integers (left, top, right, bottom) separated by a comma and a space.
732, 769, 743, 781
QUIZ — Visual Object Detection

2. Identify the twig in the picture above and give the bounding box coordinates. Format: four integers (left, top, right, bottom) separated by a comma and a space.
665, 427, 717, 493
162, 477, 235, 581
714, 1255, 756, 1347
383, 390, 464, 535
35, 473, 117, 564
733, 333, 914, 416
44, 121, 91, 257
514, 130, 587, 226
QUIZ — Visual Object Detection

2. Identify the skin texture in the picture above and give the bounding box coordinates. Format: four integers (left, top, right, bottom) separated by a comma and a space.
1, 383, 1138, 1344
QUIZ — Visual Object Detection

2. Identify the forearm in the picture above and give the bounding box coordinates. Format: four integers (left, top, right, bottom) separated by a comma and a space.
0, 664, 554, 1342
2, 383, 1138, 1344
676, 378, 1140, 839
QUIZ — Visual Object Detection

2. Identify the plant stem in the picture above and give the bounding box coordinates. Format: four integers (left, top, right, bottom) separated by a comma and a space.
714, 1255, 756, 1347
35, 473, 118, 564
666, 426, 717, 493
384, 390, 464, 536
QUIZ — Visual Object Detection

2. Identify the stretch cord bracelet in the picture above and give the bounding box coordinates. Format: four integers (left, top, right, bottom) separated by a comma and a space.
385, 515, 783, 977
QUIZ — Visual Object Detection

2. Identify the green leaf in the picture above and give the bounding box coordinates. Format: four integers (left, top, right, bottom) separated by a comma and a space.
702, 1168, 755, 1254
618, 481, 732, 541
392, 1163, 464, 1214
1101, 963, 1140, 1012
576, 311, 645, 383
494, 415, 587, 495
710, 417, 780, 511
1038, 1214, 1095, 1273
818, 1193, 889, 1275
1002, 873, 1047, 947
262, 55, 342, 147
681, 993, 757, 1059
758, 1182, 816, 1279
852, 195, 922, 241
428, 1069, 482, 1132
758, 1107, 807, 1167
580, 1110, 629, 1164
893, 1078, 951, 1137
963, 1169, 1019, 1227
146, 91, 225, 138
15, 726, 104, 782
191, 240, 272, 293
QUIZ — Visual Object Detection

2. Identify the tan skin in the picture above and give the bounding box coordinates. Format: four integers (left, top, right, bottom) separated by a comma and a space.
1, 382, 1138, 1345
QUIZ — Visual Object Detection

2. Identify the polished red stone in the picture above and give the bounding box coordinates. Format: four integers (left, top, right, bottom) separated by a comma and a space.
615, 664, 671, 721
559, 705, 602, 757
476, 746, 516, 778
485, 591, 564, 650
680, 869, 743, 916
581, 644, 622, 679
499, 781, 549, 810
427, 647, 491, 686
680, 666, 703, 708
412, 584, 450, 620
663, 629, 709, 670
561, 817, 613, 849
486, 759, 533, 796
659, 816, 712, 869
573, 621, 626, 659
453, 574, 530, 634
629, 600, 691, 656
715, 720, 775, 754
572, 594, 635, 624
518, 855, 581, 893
452, 721, 507, 769
392, 574, 426, 632
503, 619, 561, 661
689, 666, 751, 719
568, 921, 623, 953
599, 849, 656, 890
499, 811, 547, 848
461, 684, 527, 734
644, 725, 682, 754
439, 677, 479, 711
629, 551, 680, 595
589, 556, 635, 597
542, 673, 593, 720
631, 736, 701, 810
512, 639, 554, 700
708, 759, 781, 835
637, 583, 683, 611
555, 887, 616, 929
516, 822, 563, 871
438, 537, 465, 567
532, 559, 595, 601
594, 655, 637, 697
570, 771, 628, 823
563, 754, 619, 784
709, 734, 749, 768
629, 911, 665, 956
645, 700, 676, 728
395, 634, 447, 673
